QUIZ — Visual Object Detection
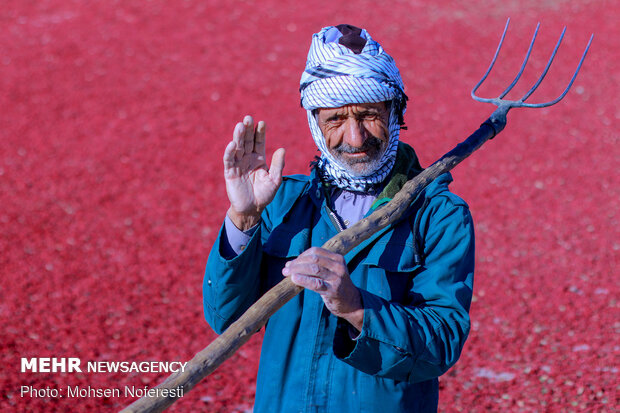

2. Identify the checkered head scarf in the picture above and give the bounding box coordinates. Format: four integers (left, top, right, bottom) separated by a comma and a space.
300, 24, 408, 191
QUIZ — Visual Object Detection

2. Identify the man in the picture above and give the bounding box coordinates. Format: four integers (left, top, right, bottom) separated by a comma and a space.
204, 24, 474, 412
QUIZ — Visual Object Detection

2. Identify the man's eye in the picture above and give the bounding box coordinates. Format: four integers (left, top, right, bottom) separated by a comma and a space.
362, 114, 379, 121
326, 117, 344, 125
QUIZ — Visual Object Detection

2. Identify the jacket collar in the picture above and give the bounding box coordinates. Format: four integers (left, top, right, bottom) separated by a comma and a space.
369, 141, 424, 211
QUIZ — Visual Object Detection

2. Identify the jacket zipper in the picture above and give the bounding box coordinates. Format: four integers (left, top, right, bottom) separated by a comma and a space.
326, 208, 345, 233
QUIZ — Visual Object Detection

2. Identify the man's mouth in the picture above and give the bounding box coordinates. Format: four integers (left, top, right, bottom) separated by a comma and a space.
341, 151, 372, 163
333, 137, 383, 158
329, 136, 388, 176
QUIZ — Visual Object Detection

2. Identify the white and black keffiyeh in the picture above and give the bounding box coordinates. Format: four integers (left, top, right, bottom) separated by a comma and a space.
300, 25, 407, 191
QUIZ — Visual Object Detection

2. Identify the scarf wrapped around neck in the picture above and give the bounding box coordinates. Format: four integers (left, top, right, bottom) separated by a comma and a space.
300, 24, 408, 191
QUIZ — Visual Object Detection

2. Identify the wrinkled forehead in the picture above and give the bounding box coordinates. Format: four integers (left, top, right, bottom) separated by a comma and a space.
314, 101, 390, 117
317, 102, 388, 115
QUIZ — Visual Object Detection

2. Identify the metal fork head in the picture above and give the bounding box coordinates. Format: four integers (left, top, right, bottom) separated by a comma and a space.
471, 18, 593, 114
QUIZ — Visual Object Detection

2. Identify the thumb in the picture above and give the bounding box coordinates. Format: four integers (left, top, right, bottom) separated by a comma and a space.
269, 148, 286, 184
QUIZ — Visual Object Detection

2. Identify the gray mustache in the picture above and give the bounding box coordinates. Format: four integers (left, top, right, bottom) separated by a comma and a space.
333, 137, 383, 154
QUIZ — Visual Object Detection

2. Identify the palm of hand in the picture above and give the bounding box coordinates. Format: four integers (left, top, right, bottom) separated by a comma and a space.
225, 152, 279, 214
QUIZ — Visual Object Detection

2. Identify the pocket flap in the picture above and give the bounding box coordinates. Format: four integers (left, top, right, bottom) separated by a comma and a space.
360, 240, 421, 273
263, 226, 311, 258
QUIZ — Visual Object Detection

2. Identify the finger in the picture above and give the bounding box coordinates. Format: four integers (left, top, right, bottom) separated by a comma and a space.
254, 120, 266, 155
242, 115, 254, 155
299, 247, 344, 266
232, 121, 246, 158
283, 255, 342, 287
291, 251, 330, 270
269, 148, 286, 185
223, 140, 238, 171
290, 273, 329, 292
284, 260, 324, 277
294, 248, 347, 282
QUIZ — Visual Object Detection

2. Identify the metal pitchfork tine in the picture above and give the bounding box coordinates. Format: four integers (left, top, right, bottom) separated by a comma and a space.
120, 20, 594, 413
472, 18, 594, 136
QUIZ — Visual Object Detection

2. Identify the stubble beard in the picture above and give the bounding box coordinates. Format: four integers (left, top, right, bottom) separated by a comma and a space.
329, 136, 388, 177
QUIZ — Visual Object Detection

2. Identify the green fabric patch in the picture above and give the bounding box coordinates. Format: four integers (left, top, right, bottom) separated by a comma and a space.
370, 142, 423, 210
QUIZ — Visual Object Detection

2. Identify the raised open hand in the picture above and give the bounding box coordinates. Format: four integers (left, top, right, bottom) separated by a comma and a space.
223, 115, 285, 230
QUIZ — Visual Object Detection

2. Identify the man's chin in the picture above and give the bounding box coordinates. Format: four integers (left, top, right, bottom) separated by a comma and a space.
335, 157, 383, 177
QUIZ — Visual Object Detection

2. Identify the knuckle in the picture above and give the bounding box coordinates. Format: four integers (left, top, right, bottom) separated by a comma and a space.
313, 279, 324, 290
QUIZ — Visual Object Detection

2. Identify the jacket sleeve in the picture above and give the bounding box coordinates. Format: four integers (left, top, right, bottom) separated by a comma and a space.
334, 194, 475, 383
202, 176, 306, 335
203, 222, 264, 334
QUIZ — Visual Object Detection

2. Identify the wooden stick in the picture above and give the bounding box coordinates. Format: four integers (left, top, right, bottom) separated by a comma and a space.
120, 112, 507, 413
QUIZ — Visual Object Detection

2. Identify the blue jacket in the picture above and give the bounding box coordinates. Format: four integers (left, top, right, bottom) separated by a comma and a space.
204, 143, 475, 412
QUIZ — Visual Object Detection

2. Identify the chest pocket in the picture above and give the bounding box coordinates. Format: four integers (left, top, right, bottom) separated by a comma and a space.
260, 196, 321, 292
260, 225, 310, 293
263, 226, 311, 258
352, 222, 423, 303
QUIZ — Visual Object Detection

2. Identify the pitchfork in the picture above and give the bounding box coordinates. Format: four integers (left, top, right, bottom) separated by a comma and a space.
121, 19, 593, 413
472, 18, 593, 137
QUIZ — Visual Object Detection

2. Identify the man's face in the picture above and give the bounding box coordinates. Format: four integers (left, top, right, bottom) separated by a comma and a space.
316, 102, 390, 177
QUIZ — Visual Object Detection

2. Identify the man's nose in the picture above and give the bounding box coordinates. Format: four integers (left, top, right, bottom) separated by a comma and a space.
343, 119, 366, 147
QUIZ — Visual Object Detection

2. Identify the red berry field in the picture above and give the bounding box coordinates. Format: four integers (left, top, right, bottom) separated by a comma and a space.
1, 1, 618, 412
